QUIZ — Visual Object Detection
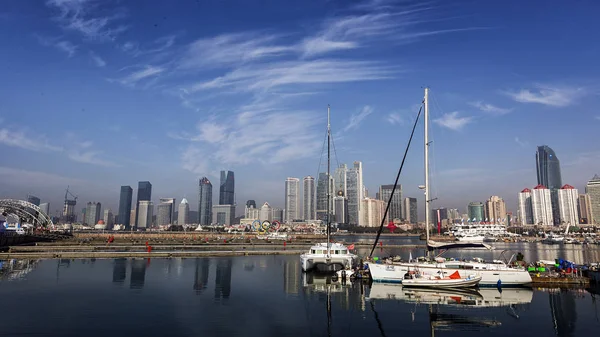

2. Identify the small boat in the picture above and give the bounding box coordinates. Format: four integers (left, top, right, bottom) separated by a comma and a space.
542, 232, 564, 244
457, 234, 485, 243
402, 271, 481, 289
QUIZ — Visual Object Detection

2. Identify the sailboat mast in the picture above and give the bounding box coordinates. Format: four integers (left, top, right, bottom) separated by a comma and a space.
327, 104, 331, 257
424, 88, 430, 243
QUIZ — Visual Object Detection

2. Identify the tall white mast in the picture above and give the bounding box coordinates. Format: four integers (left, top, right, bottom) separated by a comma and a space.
327, 104, 331, 258
424, 88, 430, 243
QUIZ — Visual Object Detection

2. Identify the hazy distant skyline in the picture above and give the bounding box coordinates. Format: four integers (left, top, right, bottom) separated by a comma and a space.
1, 0, 599, 218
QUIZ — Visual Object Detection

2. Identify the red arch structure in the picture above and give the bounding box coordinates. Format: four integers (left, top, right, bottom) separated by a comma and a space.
0, 199, 54, 228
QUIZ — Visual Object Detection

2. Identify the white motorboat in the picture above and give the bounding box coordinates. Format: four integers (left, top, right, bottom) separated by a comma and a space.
456, 234, 485, 243
542, 232, 564, 244
300, 106, 357, 273
256, 232, 288, 240
366, 88, 531, 287
401, 272, 482, 289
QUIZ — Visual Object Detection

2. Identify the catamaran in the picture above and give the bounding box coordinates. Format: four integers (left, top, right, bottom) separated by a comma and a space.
366, 88, 532, 287
300, 105, 357, 273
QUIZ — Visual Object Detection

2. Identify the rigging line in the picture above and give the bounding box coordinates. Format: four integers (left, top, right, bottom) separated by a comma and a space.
315, 123, 329, 180
369, 104, 423, 257
370, 300, 388, 337
330, 130, 341, 172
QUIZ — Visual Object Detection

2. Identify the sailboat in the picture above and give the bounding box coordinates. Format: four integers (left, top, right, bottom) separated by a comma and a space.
366, 88, 532, 287
300, 105, 358, 273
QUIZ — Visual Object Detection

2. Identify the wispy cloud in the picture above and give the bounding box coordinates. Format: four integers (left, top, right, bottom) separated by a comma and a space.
505, 84, 586, 107
514, 137, 529, 148
595, 116, 600, 121
68, 150, 117, 167
35, 35, 77, 57
89, 51, 106, 67
469, 101, 511, 115
0, 128, 62, 152
121, 35, 178, 57
117, 65, 165, 86
343, 105, 374, 132
387, 112, 403, 125
46, 0, 128, 41
433, 111, 473, 131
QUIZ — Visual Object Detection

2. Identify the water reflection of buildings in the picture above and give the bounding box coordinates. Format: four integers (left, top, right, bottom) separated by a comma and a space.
214, 258, 232, 300
130, 259, 147, 289
0, 259, 39, 281
549, 290, 577, 337
194, 259, 210, 294
112, 258, 127, 284
302, 273, 364, 312
283, 259, 300, 295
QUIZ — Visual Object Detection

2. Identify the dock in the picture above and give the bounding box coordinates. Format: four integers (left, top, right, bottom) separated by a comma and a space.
531, 275, 590, 286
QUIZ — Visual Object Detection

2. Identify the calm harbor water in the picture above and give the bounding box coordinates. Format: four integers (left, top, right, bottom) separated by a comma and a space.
1, 250, 599, 337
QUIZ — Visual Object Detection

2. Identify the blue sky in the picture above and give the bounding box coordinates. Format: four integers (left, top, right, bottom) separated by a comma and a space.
1, 0, 599, 219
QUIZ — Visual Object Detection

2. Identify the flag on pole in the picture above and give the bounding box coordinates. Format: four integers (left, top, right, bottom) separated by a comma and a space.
347, 244, 355, 250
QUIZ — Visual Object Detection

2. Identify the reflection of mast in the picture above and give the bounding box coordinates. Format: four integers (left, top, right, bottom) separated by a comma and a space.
326, 284, 332, 337
369, 301, 387, 337
549, 290, 577, 336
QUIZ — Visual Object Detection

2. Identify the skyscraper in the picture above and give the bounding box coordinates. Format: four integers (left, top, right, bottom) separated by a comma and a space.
360, 198, 385, 227
578, 194, 593, 224
137, 200, 153, 229
39, 202, 50, 216
403, 197, 417, 224
379, 184, 402, 222
518, 188, 534, 226
118, 186, 133, 228
85, 202, 101, 225
103, 209, 114, 229
303, 176, 316, 220
467, 202, 484, 221
536, 145, 563, 189
157, 198, 176, 226
333, 195, 348, 224
536, 145, 562, 225
557, 184, 578, 226
284, 177, 300, 222
316, 172, 334, 221
346, 161, 364, 225
178, 198, 189, 225
199, 177, 213, 226
246, 200, 257, 209
219, 171, 235, 205
531, 184, 553, 226
27, 195, 40, 206
586, 174, 600, 225
259, 202, 273, 222
485, 196, 507, 223
334, 164, 347, 197
135, 181, 152, 229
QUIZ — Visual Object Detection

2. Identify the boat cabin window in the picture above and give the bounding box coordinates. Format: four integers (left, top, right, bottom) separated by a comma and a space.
311, 250, 316, 254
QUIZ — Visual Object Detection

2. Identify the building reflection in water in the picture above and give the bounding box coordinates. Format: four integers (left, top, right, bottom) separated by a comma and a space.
214, 258, 232, 300
130, 259, 147, 289
112, 258, 127, 284
193, 258, 210, 294
283, 259, 300, 295
549, 289, 577, 337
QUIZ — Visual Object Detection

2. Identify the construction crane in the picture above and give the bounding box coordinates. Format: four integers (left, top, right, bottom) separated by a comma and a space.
65, 186, 78, 203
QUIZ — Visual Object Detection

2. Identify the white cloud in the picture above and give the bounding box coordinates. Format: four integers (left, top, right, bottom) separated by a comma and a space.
117, 65, 165, 86
387, 112, 403, 125
433, 111, 473, 131
595, 116, 600, 121
35, 35, 77, 57
89, 51, 106, 67
514, 137, 529, 148
68, 150, 117, 167
344, 105, 374, 132
469, 101, 511, 115
55, 40, 77, 57
0, 166, 89, 188
505, 84, 586, 107
0, 128, 62, 152
46, 0, 128, 41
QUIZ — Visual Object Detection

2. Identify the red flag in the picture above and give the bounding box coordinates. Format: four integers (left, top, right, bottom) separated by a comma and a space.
347, 244, 355, 250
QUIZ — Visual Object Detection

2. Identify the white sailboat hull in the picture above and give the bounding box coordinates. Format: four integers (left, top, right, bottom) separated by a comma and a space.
301, 254, 356, 272
366, 262, 532, 287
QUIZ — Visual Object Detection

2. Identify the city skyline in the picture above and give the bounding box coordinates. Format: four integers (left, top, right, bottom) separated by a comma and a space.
1, 0, 599, 218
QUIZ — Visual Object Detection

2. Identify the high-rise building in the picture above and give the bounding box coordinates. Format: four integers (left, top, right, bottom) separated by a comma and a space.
212, 204, 235, 225
259, 202, 272, 222
27, 195, 40, 206
447, 208, 460, 221
485, 196, 507, 223
432, 208, 448, 226
199, 177, 213, 226
536, 145, 562, 225
346, 162, 363, 225
531, 184, 553, 226
578, 194, 593, 224
135, 181, 152, 229
334, 164, 347, 197
518, 188, 534, 226
137, 200, 153, 229
316, 172, 334, 221
219, 171, 235, 205
85, 202, 102, 225
246, 200, 257, 209
303, 176, 316, 221
360, 198, 385, 227
246, 206, 259, 220
557, 185, 579, 226
354, 161, 364, 221
284, 177, 300, 222
378, 184, 402, 222
586, 175, 600, 225
467, 202, 484, 221
178, 198, 190, 225
334, 195, 348, 224
118, 186, 133, 227
157, 198, 176, 226
403, 197, 417, 223
272, 208, 284, 222
39, 202, 50, 216
103, 209, 114, 229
